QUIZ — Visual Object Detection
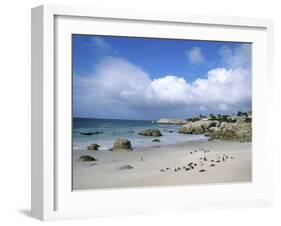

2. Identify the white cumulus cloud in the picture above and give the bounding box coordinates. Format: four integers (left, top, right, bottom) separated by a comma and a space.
74, 44, 251, 119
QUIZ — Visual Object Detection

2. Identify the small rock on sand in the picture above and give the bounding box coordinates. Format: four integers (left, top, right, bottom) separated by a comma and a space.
87, 143, 100, 150
119, 165, 134, 170
199, 169, 206, 172
78, 155, 98, 162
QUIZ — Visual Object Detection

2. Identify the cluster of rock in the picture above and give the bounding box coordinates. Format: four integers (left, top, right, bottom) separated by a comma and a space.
208, 121, 251, 142
179, 120, 220, 134
157, 118, 187, 125
179, 119, 251, 142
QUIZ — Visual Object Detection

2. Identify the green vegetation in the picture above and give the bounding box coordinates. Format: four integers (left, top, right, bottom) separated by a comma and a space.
187, 111, 251, 123
237, 111, 248, 117
208, 114, 236, 123
186, 117, 201, 122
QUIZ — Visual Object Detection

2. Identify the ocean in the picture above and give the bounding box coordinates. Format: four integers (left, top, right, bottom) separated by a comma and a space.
73, 118, 207, 151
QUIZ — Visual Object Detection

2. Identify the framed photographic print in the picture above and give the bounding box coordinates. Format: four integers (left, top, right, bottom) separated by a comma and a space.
31, 4, 274, 221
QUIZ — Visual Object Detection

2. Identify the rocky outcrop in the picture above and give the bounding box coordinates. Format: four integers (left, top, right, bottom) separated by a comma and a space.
78, 155, 98, 162
178, 120, 220, 134
209, 122, 251, 142
87, 143, 100, 151
179, 119, 251, 142
110, 139, 133, 151
138, 129, 162, 137
157, 118, 187, 125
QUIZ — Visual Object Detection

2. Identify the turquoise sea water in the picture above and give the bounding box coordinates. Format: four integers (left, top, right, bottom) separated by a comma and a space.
73, 118, 207, 151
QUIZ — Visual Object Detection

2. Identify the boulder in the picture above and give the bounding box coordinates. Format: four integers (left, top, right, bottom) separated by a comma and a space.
200, 120, 220, 129
110, 139, 132, 151
157, 118, 187, 125
220, 122, 228, 129
87, 143, 100, 151
78, 155, 97, 162
178, 122, 193, 134
208, 126, 220, 132
192, 121, 205, 134
138, 129, 162, 137
234, 122, 251, 138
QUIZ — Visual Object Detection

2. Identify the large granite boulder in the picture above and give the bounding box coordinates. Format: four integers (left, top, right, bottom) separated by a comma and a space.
157, 118, 187, 125
192, 121, 205, 134
110, 139, 133, 151
178, 122, 193, 134
203, 120, 220, 129
138, 129, 162, 137
219, 122, 228, 129
233, 122, 251, 139
208, 126, 220, 132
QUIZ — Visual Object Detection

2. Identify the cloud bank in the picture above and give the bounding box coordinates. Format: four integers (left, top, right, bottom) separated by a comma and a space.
74, 44, 251, 120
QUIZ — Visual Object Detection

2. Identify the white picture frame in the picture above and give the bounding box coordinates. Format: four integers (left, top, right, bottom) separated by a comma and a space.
31, 4, 274, 221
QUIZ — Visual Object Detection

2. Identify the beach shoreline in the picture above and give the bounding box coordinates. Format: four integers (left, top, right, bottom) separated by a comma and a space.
73, 140, 252, 190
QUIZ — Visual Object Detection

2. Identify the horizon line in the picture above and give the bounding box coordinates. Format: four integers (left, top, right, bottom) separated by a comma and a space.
73, 116, 157, 121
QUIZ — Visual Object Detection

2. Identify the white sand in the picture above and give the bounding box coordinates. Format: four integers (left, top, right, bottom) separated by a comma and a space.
72, 140, 251, 190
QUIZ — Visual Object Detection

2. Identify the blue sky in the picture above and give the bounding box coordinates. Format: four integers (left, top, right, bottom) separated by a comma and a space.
73, 34, 252, 120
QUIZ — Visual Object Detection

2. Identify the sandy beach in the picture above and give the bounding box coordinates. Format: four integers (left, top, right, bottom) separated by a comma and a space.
72, 140, 251, 190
